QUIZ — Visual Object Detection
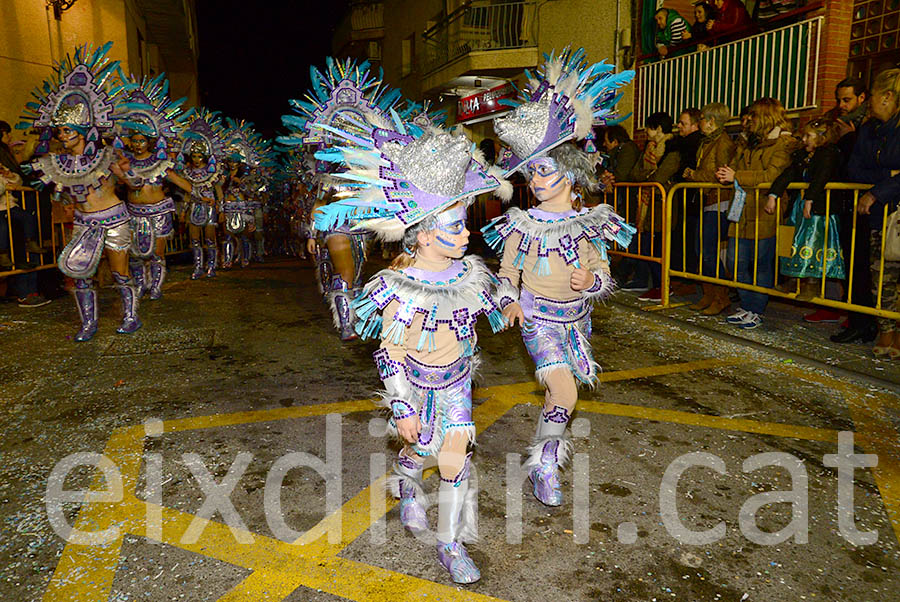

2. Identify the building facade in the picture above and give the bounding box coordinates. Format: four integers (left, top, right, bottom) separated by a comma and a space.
334, 0, 631, 144
0, 0, 200, 137
335, 1, 898, 143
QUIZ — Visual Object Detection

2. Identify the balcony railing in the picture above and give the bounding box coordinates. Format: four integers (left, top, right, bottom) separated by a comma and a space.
422, 0, 538, 75
350, 1, 383, 32
635, 16, 823, 127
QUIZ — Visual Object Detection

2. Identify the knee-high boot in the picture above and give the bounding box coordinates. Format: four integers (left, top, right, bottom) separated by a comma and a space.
435, 458, 480, 584
112, 271, 142, 334
73, 278, 98, 342
240, 235, 251, 268
129, 257, 147, 298
205, 238, 217, 278
147, 254, 167, 300
390, 453, 428, 534
524, 405, 572, 506
190, 239, 203, 280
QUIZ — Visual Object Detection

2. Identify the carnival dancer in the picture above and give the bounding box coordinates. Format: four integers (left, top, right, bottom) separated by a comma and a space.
278, 57, 404, 341
177, 109, 226, 279
482, 48, 635, 506
221, 118, 271, 268
220, 159, 253, 268
315, 112, 508, 584
110, 71, 193, 299
19, 42, 146, 341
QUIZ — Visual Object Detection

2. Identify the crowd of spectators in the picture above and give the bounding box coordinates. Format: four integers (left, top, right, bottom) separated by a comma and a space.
595, 66, 900, 359
0, 120, 51, 307
653, 0, 796, 59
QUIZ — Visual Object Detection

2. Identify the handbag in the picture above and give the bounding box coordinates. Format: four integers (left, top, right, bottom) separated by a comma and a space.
884, 203, 900, 261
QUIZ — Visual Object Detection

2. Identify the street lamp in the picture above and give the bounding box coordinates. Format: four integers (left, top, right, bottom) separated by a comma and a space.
46, 0, 79, 20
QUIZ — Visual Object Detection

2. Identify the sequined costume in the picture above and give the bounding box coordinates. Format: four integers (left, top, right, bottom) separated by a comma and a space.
19, 42, 144, 340
109, 69, 192, 300
176, 109, 227, 279
483, 47, 635, 506
313, 104, 504, 584
221, 119, 273, 268
279, 58, 407, 342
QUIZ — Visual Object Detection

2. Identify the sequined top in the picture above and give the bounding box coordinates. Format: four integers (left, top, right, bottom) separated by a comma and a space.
353, 255, 506, 366
483, 205, 633, 302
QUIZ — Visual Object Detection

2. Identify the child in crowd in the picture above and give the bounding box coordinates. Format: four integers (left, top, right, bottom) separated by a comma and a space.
767, 118, 845, 300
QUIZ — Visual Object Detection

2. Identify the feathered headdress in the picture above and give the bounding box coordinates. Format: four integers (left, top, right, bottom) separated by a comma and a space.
311, 110, 502, 240
109, 69, 193, 155
177, 108, 227, 174
223, 118, 272, 168
396, 99, 448, 137
276, 57, 403, 150
17, 42, 119, 155
493, 47, 634, 176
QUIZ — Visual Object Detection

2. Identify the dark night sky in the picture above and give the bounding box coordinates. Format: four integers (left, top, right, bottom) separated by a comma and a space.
196, 0, 351, 138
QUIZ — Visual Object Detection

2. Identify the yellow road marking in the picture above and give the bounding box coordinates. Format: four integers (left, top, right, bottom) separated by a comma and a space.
163, 399, 379, 432
766, 361, 900, 544
41, 425, 144, 602
41, 356, 892, 602
574, 399, 838, 442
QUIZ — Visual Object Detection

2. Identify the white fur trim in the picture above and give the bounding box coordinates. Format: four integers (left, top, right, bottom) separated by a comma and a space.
581, 269, 617, 302
494, 278, 520, 309
523, 434, 573, 472
487, 165, 513, 202
572, 98, 593, 140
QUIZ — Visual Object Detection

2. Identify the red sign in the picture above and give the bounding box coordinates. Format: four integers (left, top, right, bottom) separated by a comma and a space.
457, 83, 516, 122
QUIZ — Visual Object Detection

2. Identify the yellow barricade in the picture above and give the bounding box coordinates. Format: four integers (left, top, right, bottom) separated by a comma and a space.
664, 182, 900, 321
600, 182, 671, 303
1, 188, 195, 279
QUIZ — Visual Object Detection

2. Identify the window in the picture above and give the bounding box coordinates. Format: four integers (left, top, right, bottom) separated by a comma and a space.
402, 34, 414, 77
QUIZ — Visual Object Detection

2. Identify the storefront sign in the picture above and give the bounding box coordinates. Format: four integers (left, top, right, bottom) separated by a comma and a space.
457, 82, 516, 122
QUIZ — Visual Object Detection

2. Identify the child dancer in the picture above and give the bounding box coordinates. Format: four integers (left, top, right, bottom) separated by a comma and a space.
482, 48, 635, 506
315, 117, 507, 584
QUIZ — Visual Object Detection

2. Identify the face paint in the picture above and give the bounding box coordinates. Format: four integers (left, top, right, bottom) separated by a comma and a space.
430, 204, 469, 257
527, 156, 572, 201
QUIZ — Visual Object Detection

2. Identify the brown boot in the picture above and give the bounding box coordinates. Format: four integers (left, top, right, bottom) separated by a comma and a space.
701, 286, 731, 315
874, 330, 893, 357
689, 283, 714, 311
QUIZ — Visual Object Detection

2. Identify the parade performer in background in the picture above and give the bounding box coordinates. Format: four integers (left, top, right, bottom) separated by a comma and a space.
177, 109, 226, 280
19, 42, 145, 341
482, 48, 635, 506
221, 118, 271, 268
278, 58, 403, 341
315, 110, 508, 584
110, 70, 193, 299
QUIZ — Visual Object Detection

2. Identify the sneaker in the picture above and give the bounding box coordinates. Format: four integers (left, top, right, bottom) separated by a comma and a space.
803, 309, 843, 324
621, 280, 649, 292
726, 308, 751, 324
17, 293, 51, 308
739, 312, 762, 329
638, 287, 662, 301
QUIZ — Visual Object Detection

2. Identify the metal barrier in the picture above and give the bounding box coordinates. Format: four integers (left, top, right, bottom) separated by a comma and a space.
600, 182, 671, 303
1, 187, 65, 277
1, 188, 194, 280
664, 182, 900, 321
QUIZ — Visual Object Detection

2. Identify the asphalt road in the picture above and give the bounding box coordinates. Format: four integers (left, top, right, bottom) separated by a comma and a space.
1, 257, 898, 602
